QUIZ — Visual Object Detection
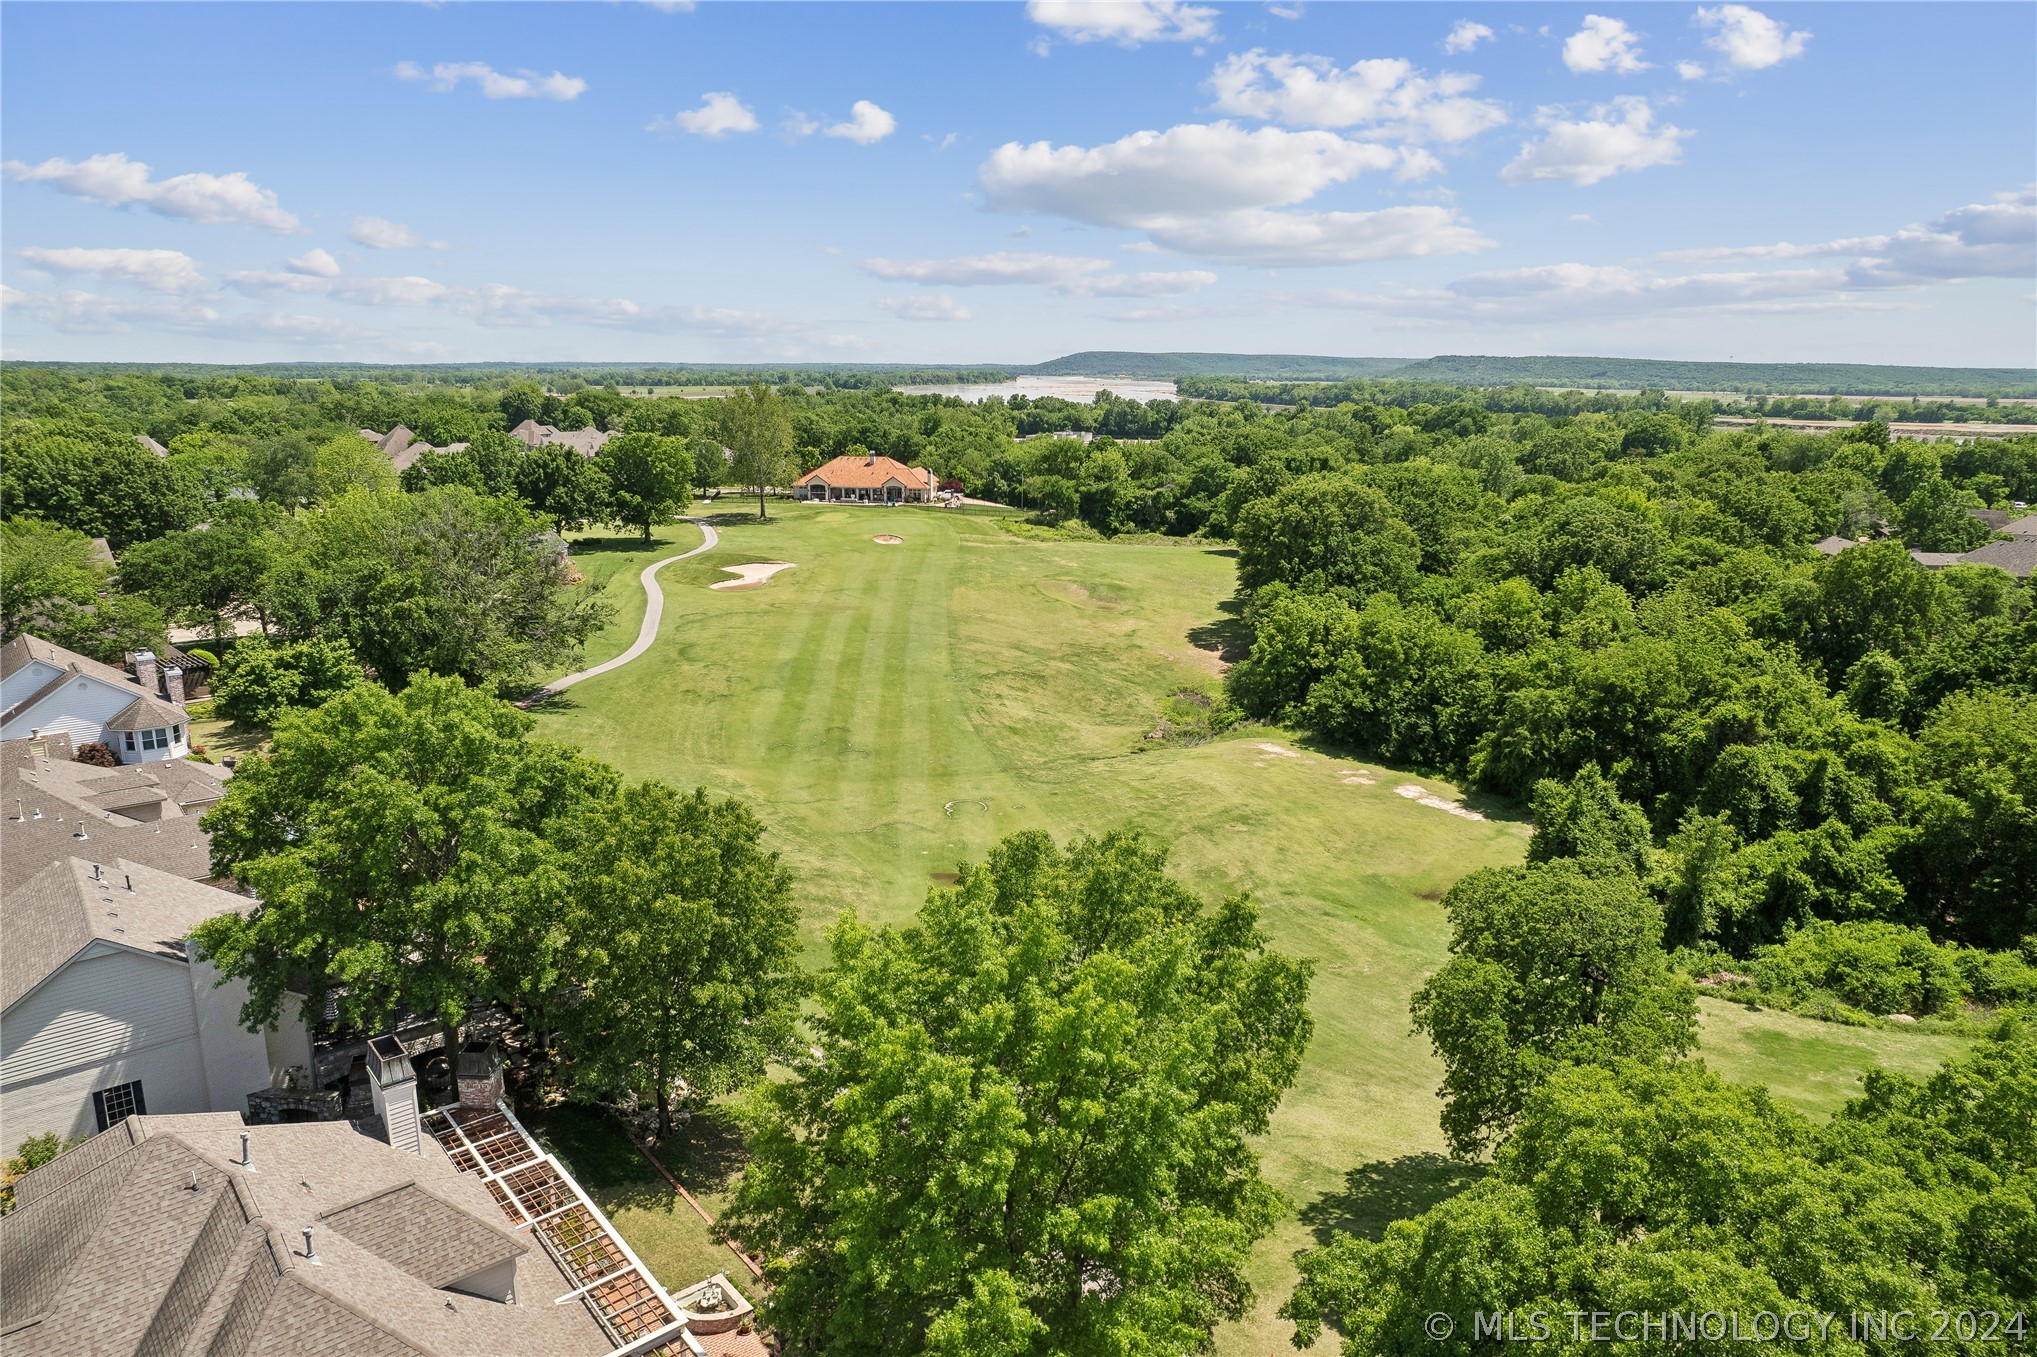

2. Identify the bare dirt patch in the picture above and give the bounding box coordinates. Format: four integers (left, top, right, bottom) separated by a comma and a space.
1394, 783, 1486, 821
1255, 742, 1302, 758
710, 562, 797, 591
873, 534, 904, 545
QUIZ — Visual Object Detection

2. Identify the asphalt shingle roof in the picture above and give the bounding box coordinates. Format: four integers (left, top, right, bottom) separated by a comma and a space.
0, 1116, 613, 1357
1, 855, 252, 1011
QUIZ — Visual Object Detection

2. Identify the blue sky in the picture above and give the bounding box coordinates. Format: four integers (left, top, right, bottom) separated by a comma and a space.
3, 1, 2031, 366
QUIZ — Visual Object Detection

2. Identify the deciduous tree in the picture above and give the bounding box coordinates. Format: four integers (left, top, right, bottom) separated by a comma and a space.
726, 830, 1314, 1357
563, 782, 801, 1137
720, 383, 795, 520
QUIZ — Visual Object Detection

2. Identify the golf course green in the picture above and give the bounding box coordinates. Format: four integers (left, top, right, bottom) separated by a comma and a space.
534, 502, 1969, 1351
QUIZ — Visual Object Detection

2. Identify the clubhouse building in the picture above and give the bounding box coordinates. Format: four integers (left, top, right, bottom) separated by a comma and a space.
793, 453, 938, 504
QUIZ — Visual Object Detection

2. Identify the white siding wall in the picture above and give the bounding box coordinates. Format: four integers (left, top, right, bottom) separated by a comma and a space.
0, 659, 64, 712
189, 957, 274, 1116
1, 949, 214, 1142
0, 675, 138, 748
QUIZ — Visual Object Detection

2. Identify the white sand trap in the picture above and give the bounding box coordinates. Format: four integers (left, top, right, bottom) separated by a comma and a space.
873, 534, 904, 545
1394, 783, 1485, 820
710, 562, 797, 591
1255, 742, 1302, 758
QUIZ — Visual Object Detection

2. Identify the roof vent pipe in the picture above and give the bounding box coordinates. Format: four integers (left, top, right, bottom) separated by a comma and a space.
125, 874, 133, 891
92, 862, 102, 881
302, 1228, 317, 1261
240, 1132, 252, 1168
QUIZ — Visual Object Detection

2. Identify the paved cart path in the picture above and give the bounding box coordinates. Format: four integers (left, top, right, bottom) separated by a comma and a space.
523, 518, 718, 704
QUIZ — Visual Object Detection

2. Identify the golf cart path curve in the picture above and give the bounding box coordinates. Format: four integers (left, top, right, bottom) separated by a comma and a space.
523, 517, 717, 704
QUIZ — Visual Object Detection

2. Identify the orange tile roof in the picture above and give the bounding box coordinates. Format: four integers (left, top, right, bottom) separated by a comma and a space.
795, 455, 935, 491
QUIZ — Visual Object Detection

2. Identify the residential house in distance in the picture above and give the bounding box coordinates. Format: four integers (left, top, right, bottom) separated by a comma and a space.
794, 452, 938, 504
1, 635, 193, 764
0, 853, 312, 1144
358, 424, 468, 473
509, 418, 614, 458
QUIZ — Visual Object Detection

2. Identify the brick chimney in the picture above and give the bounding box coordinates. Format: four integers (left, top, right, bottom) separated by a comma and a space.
163, 666, 186, 707
134, 650, 159, 694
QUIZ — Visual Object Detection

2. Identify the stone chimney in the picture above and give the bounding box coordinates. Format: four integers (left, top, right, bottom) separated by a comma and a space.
457, 1042, 504, 1109
163, 666, 186, 707
134, 650, 159, 694
368, 1034, 421, 1154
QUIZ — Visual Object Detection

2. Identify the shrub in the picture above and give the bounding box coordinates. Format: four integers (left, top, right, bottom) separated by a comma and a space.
213, 635, 364, 726
1955, 942, 2037, 1008
2, 1132, 82, 1213
74, 742, 117, 768
183, 646, 219, 670
1749, 921, 1965, 1016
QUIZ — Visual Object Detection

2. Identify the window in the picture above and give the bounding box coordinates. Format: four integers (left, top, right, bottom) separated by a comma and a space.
93, 1080, 146, 1131
140, 728, 167, 751
172, 725, 183, 742
124, 732, 136, 752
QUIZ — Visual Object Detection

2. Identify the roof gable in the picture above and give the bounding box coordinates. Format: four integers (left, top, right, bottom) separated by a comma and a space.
795, 454, 935, 490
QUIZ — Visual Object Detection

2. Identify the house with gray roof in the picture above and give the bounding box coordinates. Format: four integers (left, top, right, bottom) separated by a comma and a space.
1, 735, 228, 891
1, 854, 311, 1145
508, 418, 613, 458
357, 426, 470, 474
0, 1113, 620, 1357
1, 635, 194, 764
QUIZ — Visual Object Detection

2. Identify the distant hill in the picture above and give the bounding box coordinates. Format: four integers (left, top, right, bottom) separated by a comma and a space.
1386, 355, 2037, 399
1021, 352, 1415, 381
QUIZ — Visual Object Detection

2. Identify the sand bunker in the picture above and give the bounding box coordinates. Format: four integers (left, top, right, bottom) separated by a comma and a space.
873, 534, 904, 545
710, 562, 797, 591
1394, 783, 1485, 821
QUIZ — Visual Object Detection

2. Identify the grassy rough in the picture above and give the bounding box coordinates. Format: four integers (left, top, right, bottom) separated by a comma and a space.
536, 502, 1970, 1351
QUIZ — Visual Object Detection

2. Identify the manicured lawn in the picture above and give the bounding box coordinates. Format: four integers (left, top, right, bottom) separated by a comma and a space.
534, 1103, 749, 1298
535, 501, 1971, 1351
1695, 998, 1971, 1118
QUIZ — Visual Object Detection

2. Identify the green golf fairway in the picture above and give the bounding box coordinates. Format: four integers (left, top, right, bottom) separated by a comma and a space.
536, 502, 1969, 1350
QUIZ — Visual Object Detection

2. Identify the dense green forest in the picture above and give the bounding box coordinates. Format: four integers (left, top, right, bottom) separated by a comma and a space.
1389, 354, 2037, 399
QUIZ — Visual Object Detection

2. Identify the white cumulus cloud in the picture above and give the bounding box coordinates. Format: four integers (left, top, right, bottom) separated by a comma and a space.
877, 294, 972, 321
348, 216, 447, 250
825, 101, 898, 145
1500, 97, 1688, 186
1, 152, 302, 233
1443, 20, 1494, 54
1562, 15, 1650, 73
1697, 5, 1810, 71
650, 92, 760, 137
1138, 205, 1493, 266
1661, 186, 2035, 286
981, 122, 1402, 226
1208, 50, 1507, 142
14, 246, 208, 293
1676, 60, 1708, 80
980, 121, 1488, 266
395, 60, 586, 101
1026, 0, 1218, 46
286, 248, 341, 278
